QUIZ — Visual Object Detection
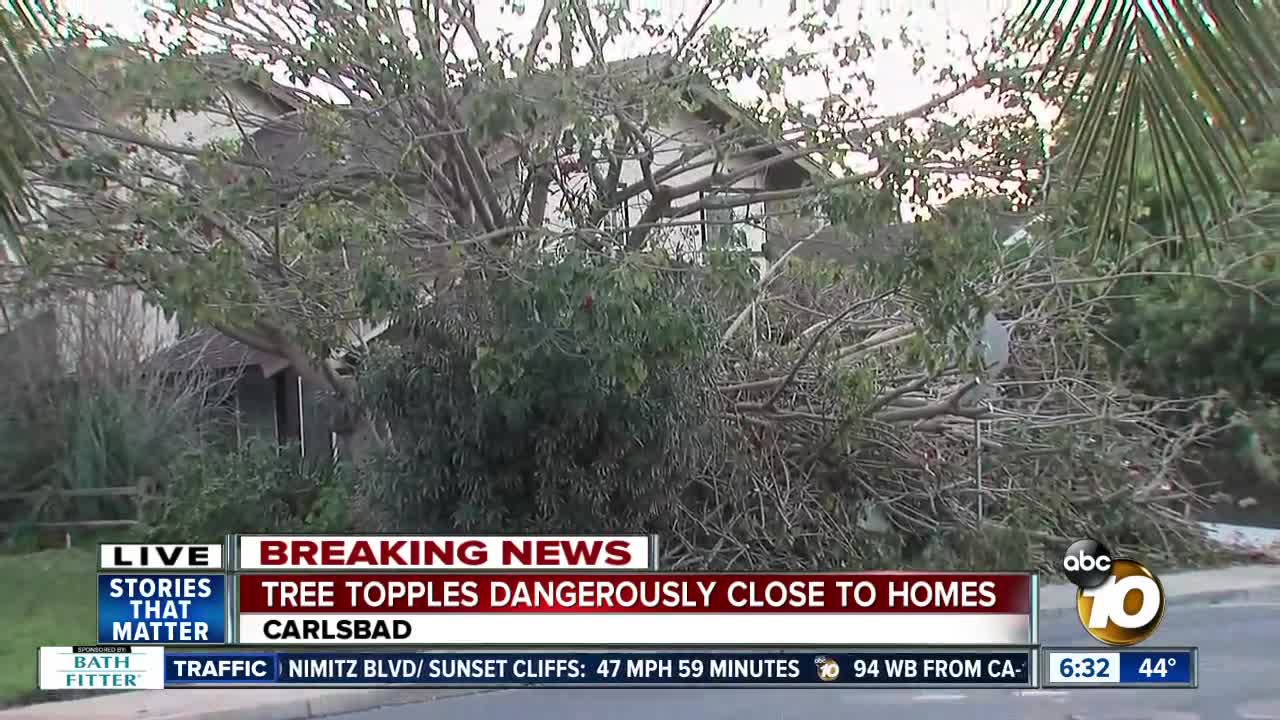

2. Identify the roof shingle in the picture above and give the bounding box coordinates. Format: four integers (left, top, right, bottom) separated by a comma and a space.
145, 329, 289, 377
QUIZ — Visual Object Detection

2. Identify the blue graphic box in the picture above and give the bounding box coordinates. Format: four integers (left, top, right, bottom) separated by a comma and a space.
98, 574, 227, 645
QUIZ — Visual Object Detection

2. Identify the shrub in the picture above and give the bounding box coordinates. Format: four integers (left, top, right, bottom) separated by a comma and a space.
1098, 176, 1280, 487
1103, 241, 1280, 402
0, 375, 214, 532
357, 251, 720, 534
141, 440, 352, 542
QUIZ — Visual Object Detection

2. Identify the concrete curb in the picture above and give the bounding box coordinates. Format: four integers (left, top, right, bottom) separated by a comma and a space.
303, 689, 490, 719
5, 564, 1279, 720
206, 689, 493, 720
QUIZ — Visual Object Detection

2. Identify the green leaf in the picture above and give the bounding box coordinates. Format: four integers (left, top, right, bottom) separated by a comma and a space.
1014, 0, 1280, 252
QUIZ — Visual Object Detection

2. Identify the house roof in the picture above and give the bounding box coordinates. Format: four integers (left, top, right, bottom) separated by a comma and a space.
199, 52, 305, 111
230, 51, 832, 196
145, 329, 289, 377
681, 80, 834, 184
490, 52, 833, 183
231, 109, 409, 190
768, 220, 921, 265
768, 207, 1040, 266
34, 45, 828, 193
38, 46, 301, 128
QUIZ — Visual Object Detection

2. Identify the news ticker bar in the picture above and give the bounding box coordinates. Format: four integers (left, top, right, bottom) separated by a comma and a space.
37, 646, 1198, 690
45, 647, 1032, 689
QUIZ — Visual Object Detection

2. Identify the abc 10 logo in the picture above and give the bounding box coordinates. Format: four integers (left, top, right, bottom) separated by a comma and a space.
1063, 539, 1166, 646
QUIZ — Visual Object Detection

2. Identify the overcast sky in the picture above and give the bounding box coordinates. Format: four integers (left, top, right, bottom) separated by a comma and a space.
59, 0, 1026, 116
59, 0, 1038, 211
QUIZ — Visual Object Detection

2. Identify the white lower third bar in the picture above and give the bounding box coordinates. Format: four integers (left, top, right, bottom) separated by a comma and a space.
235, 613, 1032, 645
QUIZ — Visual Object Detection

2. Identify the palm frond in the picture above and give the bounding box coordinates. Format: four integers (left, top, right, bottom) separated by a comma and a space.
1014, 0, 1280, 256
0, 0, 57, 240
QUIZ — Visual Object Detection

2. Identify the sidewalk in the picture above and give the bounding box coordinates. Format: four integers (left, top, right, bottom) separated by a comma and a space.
5, 564, 1280, 720
0, 688, 491, 720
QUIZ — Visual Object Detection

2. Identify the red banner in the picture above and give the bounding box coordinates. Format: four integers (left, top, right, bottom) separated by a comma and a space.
237, 535, 654, 570
237, 572, 1033, 614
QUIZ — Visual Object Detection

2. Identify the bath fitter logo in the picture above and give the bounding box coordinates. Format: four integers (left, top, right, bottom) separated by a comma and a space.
38, 646, 165, 690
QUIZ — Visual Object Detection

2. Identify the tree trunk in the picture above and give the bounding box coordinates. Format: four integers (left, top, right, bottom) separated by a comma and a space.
334, 407, 379, 465
332, 407, 392, 531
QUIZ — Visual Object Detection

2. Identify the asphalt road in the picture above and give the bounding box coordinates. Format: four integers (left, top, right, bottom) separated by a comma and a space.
327, 598, 1280, 720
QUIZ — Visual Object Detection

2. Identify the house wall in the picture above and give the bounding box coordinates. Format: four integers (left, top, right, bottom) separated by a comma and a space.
37, 86, 291, 375
142, 89, 282, 147
539, 110, 770, 261
53, 286, 180, 377
0, 309, 59, 391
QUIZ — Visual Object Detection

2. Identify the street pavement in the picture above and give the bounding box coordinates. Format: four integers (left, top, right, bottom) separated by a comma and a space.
327, 596, 1280, 720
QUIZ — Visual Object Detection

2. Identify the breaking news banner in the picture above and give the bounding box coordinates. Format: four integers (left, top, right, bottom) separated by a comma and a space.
1062, 538, 1166, 646
1041, 647, 1197, 688
232, 572, 1036, 646
235, 535, 658, 571
38, 646, 166, 690
161, 649, 1033, 688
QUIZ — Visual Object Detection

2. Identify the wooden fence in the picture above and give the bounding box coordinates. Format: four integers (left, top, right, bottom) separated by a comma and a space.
0, 481, 151, 535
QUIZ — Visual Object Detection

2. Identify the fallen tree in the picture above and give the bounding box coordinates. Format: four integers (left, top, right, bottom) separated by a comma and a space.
357, 204, 1232, 573
695, 211, 1231, 571
4, 1, 1234, 572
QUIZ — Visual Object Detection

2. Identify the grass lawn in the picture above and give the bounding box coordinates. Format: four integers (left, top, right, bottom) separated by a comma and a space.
0, 549, 98, 707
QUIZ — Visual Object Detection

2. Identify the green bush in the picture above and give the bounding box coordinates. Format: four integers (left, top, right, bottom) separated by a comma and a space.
1103, 240, 1280, 402
141, 440, 352, 542
1087, 140, 1280, 485
357, 251, 719, 534
0, 377, 211, 531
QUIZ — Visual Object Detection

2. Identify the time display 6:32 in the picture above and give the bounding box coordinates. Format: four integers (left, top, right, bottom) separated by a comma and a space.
1047, 652, 1120, 684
